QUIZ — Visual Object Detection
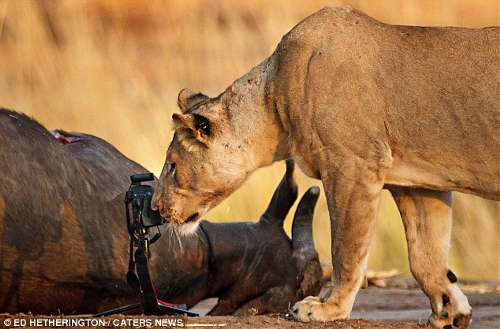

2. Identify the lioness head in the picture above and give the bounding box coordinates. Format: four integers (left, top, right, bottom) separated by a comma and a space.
152, 88, 266, 230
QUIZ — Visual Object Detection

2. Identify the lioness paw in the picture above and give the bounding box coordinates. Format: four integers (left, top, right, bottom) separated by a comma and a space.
427, 285, 472, 329
290, 296, 349, 322
429, 312, 472, 329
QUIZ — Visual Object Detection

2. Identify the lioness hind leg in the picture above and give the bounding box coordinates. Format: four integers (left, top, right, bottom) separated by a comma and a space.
390, 188, 472, 329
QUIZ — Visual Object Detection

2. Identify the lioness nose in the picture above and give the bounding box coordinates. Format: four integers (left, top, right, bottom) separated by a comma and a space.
151, 191, 161, 211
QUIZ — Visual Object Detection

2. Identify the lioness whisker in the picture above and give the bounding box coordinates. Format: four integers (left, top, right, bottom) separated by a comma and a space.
166, 224, 184, 252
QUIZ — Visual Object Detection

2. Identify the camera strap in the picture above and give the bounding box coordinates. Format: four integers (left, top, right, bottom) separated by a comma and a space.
126, 237, 140, 291
134, 246, 165, 315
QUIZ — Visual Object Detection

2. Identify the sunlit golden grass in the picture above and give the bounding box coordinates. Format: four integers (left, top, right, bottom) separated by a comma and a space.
0, 0, 498, 280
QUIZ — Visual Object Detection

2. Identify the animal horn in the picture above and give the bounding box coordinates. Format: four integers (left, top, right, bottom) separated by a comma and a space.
260, 160, 298, 225
291, 185, 322, 296
291, 186, 320, 253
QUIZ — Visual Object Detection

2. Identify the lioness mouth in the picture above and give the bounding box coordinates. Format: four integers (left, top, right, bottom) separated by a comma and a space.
185, 212, 199, 224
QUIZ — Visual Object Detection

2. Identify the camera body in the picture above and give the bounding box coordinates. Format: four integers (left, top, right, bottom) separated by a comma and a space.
126, 173, 166, 229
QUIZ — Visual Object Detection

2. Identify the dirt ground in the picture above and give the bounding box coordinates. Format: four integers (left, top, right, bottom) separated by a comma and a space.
2, 278, 499, 329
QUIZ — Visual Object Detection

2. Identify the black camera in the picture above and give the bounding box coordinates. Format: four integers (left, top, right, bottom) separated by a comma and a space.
125, 173, 166, 229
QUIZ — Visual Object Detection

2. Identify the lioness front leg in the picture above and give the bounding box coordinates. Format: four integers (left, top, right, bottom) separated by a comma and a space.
391, 188, 472, 329
292, 168, 384, 322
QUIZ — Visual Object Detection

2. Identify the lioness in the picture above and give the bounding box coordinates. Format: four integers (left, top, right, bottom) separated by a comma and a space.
153, 6, 499, 329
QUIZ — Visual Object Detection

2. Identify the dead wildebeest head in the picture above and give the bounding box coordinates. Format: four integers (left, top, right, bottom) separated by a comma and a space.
152, 160, 323, 315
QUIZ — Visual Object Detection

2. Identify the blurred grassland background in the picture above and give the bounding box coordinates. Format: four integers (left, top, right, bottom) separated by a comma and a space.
0, 0, 498, 280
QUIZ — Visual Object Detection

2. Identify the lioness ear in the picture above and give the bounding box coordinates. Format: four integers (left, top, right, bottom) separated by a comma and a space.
178, 88, 209, 113
172, 113, 211, 145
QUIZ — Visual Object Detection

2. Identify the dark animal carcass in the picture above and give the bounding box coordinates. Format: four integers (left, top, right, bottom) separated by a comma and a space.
0, 109, 322, 315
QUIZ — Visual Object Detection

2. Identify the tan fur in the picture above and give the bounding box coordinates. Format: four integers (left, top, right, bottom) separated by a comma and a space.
153, 6, 499, 328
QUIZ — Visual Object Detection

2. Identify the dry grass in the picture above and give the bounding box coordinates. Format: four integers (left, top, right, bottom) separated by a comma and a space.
0, 0, 498, 280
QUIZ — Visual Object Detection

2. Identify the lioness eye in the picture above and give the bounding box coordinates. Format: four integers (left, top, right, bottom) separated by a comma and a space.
167, 162, 176, 177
